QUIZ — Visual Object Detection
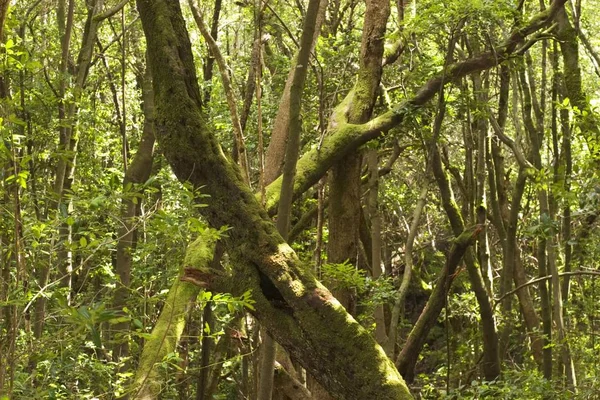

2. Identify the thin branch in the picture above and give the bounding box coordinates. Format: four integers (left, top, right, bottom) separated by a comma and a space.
578, 29, 600, 78
488, 112, 535, 171
378, 141, 409, 176
263, 1, 300, 49
94, 0, 130, 21
188, 0, 251, 184
43, 65, 59, 98
494, 270, 600, 306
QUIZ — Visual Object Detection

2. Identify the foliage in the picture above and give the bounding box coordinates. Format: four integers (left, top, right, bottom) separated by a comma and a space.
1, 0, 600, 398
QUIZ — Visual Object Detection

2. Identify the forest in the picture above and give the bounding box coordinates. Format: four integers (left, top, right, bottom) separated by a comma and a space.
0, 0, 599, 398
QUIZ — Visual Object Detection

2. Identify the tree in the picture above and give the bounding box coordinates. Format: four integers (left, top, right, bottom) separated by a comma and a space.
136, 0, 412, 398
4, 0, 600, 398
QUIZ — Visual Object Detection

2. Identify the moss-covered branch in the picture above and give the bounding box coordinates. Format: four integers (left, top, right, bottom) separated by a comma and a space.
263, 0, 568, 214
131, 233, 219, 400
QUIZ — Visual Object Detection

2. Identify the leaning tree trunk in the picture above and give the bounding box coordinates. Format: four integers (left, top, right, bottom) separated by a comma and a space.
135, 1, 412, 399
396, 224, 482, 383
430, 145, 501, 382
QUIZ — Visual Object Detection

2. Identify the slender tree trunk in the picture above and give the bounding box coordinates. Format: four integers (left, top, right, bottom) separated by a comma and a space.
195, 302, 213, 400
396, 223, 482, 382
113, 62, 157, 363
386, 183, 427, 358
431, 144, 501, 381
367, 149, 387, 344
201, 0, 222, 106
263, 0, 328, 185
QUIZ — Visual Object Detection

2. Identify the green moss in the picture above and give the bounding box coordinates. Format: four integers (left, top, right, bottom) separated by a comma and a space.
131, 278, 200, 399
184, 234, 217, 270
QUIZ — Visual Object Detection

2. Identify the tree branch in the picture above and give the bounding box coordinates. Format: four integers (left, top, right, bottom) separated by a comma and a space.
94, 0, 130, 21
263, 0, 568, 214
495, 270, 600, 307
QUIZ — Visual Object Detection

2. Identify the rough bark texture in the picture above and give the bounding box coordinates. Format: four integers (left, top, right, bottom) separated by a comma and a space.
136, 1, 412, 399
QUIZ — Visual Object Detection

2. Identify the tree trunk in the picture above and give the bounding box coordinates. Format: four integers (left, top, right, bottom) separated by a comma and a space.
396, 224, 482, 382
263, 0, 328, 185
136, 1, 412, 398
113, 62, 157, 363
430, 146, 501, 381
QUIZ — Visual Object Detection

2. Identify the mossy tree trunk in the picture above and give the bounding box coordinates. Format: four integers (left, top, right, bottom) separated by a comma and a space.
327, 0, 390, 322
136, 1, 412, 399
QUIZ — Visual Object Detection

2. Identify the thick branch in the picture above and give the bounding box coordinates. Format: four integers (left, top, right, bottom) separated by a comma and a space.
95, 0, 130, 21
263, 0, 568, 214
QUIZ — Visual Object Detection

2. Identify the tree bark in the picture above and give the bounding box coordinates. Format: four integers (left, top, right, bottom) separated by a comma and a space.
136, 1, 412, 399
259, 0, 322, 397
327, 0, 390, 318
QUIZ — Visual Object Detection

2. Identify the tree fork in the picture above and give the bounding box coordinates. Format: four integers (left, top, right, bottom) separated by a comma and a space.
262, 0, 568, 215
136, 0, 412, 398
